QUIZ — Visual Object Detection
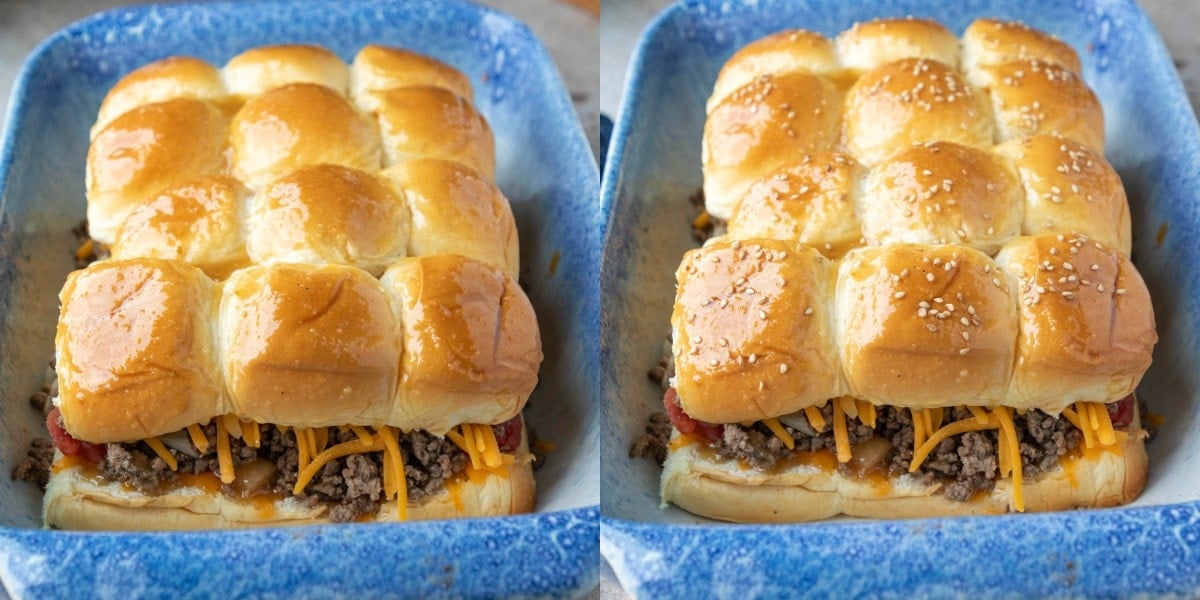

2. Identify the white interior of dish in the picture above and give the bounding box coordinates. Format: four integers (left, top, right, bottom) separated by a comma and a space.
601, 0, 1200, 524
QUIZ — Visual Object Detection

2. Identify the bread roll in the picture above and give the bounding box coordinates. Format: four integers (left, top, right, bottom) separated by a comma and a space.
672, 239, 842, 423
861, 141, 1023, 254
381, 256, 542, 435
994, 234, 1156, 414
962, 18, 1082, 75
370, 86, 495, 178
55, 259, 224, 443
350, 44, 474, 111
992, 134, 1130, 253
837, 244, 1017, 408
222, 44, 349, 99
44, 432, 536, 529
93, 57, 229, 136
707, 30, 839, 111
221, 263, 400, 428
726, 152, 863, 256
703, 71, 841, 219
110, 175, 251, 279
844, 58, 993, 166
966, 57, 1104, 151
661, 426, 1147, 523
230, 83, 381, 190
381, 158, 519, 277
86, 98, 229, 244
245, 164, 409, 276
836, 17, 960, 75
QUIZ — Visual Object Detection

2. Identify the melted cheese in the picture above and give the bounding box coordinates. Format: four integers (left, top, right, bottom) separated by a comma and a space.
187, 424, 210, 453
804, 405, 827, 432
831, 399, 851, 463
144, 436, 178, 471
909, 415, 997, 473
293, 438, 384, 495
993, 406, 1024, 512
241, 420, 261, 449
377, 425, 408, 521
215, 416, 235, 484
762, 417, 795, 450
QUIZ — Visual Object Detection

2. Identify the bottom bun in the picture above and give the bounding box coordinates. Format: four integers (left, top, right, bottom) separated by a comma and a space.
661, 430, 1147, 523
44, 440, 536, 530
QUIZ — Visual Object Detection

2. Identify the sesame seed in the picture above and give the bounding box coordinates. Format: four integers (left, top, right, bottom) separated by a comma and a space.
710, 359, 719, 366
959, 348, 970, 355
804, 307, 814, 315
780, 364, 789, 374
918, 301, 930, 308
1098, 284, 1105, 292
719, 338, 728, 347
961, 317, 970, 326
1116, 288, 1127, 295
894, 291, 907, 299
918, 307, 928, 317
967, 305, 976, 315
759, 310, 768, 320
749, 353, 757, 363
962, 331, 970, 340
927, 273, 935, 282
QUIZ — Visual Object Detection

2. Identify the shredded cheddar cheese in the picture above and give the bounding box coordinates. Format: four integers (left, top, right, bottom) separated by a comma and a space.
993, 407, 1024, 512
241, 420, 260, 448
912, 408, 927, 452
378, 426, 408, 521
144, 436, 178, 471
967, 406, 990, 425
187, 424, 210, 453
804, 405, 827, 432
293, 438, 385, 495
215, 416, 235, 484
477, 425, 503, 468
855, 400, 877, 428
313, 427, 328, 454
294, 427, 311, 473
762, 417, 794, 450
831, 399, 851, 463
223, 414, 242, 440
910, 415, 997, 473
693, 211, 711, 229
350, 425, 374, 445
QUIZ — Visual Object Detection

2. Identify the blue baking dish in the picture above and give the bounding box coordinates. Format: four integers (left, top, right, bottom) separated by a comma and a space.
600, 0, 1200, 596
0, 0, 599, 596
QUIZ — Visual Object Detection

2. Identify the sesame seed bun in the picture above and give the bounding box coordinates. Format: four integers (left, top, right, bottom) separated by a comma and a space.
836, 17, 960, 75
837, 244, 1017, 409
995, 234, 1156, 414
672, 239, 844, 423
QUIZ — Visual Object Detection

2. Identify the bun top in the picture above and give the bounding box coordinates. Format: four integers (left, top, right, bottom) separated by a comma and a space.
56, 259, 223, 442
351, 44, 474, 109
708, 30, 839, 110
962, 18, 1082, 75
836, 17, 960, 74
223, 44, 349, 99
93, 57, 227, 135
844, 58, 994, 165
672, 239, 842, 423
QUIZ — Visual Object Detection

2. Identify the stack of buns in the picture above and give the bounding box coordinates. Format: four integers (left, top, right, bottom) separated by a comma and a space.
661, 18, 1157, 522
47, 44, 542, 529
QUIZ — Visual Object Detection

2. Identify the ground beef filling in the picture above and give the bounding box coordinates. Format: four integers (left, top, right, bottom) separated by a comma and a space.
99, 423, 478, 523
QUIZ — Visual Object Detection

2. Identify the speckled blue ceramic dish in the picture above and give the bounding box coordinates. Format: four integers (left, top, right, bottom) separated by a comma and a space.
601, 0, 1200, 596
0, 0, 599, 597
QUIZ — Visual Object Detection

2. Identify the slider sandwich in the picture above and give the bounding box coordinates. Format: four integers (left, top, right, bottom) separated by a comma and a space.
648, 17, 1158, 522
32, 43, 543, 528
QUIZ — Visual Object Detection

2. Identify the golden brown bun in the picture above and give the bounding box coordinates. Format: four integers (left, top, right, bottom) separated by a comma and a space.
707, 30, 839, 111
221, 264, 400, 428
967, 57, 1104, 151
962, 18, 1083, 75
994, 234, 1156, 413
837, 244, 1017, 408
381, 159, 519, 278
350, 45, 474, 110
703, 72, 841, 219
93, 57, 229, 136
672, 239, 843, 423
726, 152, 864, 255
836, 17, 960, 75
245, 164, 409, 276
381, 256, 542, 435
55, 259, 224, 443
222, 44, 349, 99
370, 86, 495, 178
44, 437, 536, 529
86, 98, 229, 244
861, 141, 1023, 254
661, 428, 1147, 522
230, 83, 381, 190
110, 175, 251, 280
844, 58, 994, 166
993, 134, 1131, 253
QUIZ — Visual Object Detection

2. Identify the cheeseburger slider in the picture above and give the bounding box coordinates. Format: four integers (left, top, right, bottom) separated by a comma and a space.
642, 17, 1158, 522
30, 43, 543, 528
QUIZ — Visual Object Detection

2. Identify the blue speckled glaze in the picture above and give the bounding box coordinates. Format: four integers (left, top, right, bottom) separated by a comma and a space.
0, 0, 598, 597
601, 0, 1200, 596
